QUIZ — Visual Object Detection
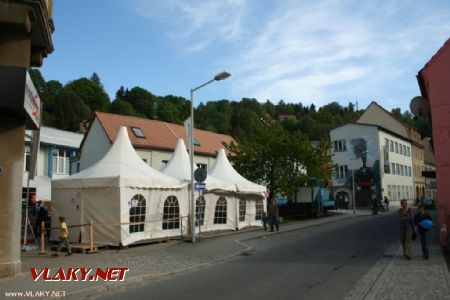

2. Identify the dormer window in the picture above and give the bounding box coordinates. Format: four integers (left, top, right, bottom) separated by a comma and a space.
194, 137, 200, 146
131, 127, 145, 138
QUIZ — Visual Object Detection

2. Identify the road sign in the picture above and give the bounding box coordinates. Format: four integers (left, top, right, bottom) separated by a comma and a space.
195, 182, 206, 191
194, 168, 207, 182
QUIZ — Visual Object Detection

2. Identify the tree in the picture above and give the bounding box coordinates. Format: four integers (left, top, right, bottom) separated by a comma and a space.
116, 86, 126, 100
53, 88, 91, 131
109, 99, 138, 117
123, 87, 157, 119
66, 77, 110, 112
227, 122, 328, 199
90, 72, 103, 89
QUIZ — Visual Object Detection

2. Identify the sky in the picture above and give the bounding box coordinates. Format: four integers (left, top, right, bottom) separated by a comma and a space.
40, 0, 450, 111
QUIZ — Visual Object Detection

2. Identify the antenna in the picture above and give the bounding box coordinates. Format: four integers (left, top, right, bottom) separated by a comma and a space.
410, 96, 430, 117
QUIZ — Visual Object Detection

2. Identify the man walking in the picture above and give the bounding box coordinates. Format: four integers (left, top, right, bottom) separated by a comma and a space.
267, 197, 279, 232
414, 204, 432, 259
397, 199, 413, 260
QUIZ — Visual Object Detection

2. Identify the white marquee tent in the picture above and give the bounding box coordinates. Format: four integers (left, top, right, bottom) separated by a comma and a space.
51, 127, 189, 246
161, 139, 267, 232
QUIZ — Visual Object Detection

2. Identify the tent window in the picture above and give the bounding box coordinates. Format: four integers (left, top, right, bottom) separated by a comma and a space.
239, 199, 246, 222
195, 196, 206, 226
214, 197, 227, 224
129, 194, 146, 233
131, 127, 145, 138
163, 196, 180, 230
255, 200, 264, 221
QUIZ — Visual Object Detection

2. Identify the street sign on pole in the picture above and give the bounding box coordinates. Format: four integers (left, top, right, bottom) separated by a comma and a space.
195, 182, 206, 191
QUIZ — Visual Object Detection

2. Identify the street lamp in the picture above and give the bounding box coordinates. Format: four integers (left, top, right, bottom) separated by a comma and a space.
189, 71, 230, 243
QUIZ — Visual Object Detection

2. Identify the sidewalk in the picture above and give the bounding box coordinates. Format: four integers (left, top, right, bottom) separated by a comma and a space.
1, 211, 448, 300
345, 229, 450, 300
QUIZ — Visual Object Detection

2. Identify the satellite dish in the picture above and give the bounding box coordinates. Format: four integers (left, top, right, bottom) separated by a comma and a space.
410, 96, 430, 117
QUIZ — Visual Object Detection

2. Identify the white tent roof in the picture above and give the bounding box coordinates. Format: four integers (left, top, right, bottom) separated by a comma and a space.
161, 139, 236, 192
209, 149, 267, 194
53, 127, 185, 189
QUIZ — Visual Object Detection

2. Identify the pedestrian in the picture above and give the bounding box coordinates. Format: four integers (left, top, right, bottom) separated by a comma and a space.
262, 211, 268, 231
384, 196, 389, 212
397, 199, 414, 260
414, 204, 432, 259
52, 216, 72, 257
267, 197, 279, 232
34, 201, 48, 238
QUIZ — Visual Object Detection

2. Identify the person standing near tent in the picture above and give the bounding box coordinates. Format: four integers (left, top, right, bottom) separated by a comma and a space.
384, 196, 389, 212
35, 201, 48, 238
52, 216, 72, 257
414, 204, 432, 259
267, 197, 279, 232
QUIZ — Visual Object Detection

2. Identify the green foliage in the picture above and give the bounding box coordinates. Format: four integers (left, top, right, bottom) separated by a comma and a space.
66, 78, 110, 112
52, 88, 91, 131
109, 99, 138, 117
123, 87, 157, 119
156, 95, 190, 124
227, 122, 331, 198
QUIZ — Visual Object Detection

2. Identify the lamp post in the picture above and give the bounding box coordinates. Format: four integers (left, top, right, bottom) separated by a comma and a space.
189, 71, 230, 243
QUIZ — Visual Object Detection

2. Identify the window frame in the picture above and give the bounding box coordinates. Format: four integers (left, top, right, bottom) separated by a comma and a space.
214, 197, 227, 224
162, 195, 180, 230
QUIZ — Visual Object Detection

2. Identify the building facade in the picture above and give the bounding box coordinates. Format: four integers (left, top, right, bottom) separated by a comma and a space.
416, 38, 450, 246
330, 123, 414, 209
357, 102, 425, 201
23, 127, 83, 202
78, 112, 235, 174
422, 137, 436, 202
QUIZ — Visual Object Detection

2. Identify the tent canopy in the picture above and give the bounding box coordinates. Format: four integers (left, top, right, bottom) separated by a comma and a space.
53, 127, 185, 189
209, 149, 266, 194
161, 139, 236, 192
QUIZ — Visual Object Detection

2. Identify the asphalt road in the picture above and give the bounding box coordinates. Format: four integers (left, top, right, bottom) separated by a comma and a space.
98, 213, 399, 300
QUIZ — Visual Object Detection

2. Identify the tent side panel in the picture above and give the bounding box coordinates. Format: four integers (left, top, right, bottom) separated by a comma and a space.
50, 189, 82, 243
81, 187, 120, 246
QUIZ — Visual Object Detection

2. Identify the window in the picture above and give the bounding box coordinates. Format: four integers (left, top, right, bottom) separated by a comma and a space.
391, 163, 396, 174
399, 144, 403, 155
395, 142, 398, 153
161, 160, 169, 166
407, 146, 410, 157
408, 166, 412, 177
239, 199, 246, 222
129, 194, 146, 233
24, 145, 31, 172
194, 137, 201, 146
387, 185, 392, 199
131, 127, 145, 138
336, 165, 348, 179
389, 140, 394, 152
214, 197, 227, 224
195, 196, 206, 226
255, 200, 264, 221
142, 158, 147, 163
402, 145, 407, 156
52, 148, 70, 175
163, 196, 180, 230
396, 164, 400, 175
400, 165, 404, 176
385, 139, 389, 148
333, 140, 347, 152
196, 163, 208, 173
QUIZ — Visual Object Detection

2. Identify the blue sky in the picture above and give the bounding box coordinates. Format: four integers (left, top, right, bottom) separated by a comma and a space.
40, 0, 450, 110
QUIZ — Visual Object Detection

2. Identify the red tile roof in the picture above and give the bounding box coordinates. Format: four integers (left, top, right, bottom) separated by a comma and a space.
83, 112, 235, 157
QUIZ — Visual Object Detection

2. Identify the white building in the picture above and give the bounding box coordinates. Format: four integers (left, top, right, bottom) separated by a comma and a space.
23, 126, 83, 202
77, 112, 235, 173
330, 123, 414, 208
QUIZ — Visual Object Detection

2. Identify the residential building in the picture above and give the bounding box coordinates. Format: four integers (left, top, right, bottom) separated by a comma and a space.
357, 102, 425, 201
23, 127, 83, 201
330, 123, 414, 208
78, 112, 235, 173
416, 38, 450, 246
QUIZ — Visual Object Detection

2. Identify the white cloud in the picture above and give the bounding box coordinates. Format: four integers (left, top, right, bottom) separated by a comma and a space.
131, 0, 246, 53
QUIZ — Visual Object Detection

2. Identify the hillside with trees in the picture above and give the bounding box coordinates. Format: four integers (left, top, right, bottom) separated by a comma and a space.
30, 70, 432, 196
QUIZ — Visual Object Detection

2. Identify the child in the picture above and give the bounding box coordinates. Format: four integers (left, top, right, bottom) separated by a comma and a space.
52, 216, 72, 257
